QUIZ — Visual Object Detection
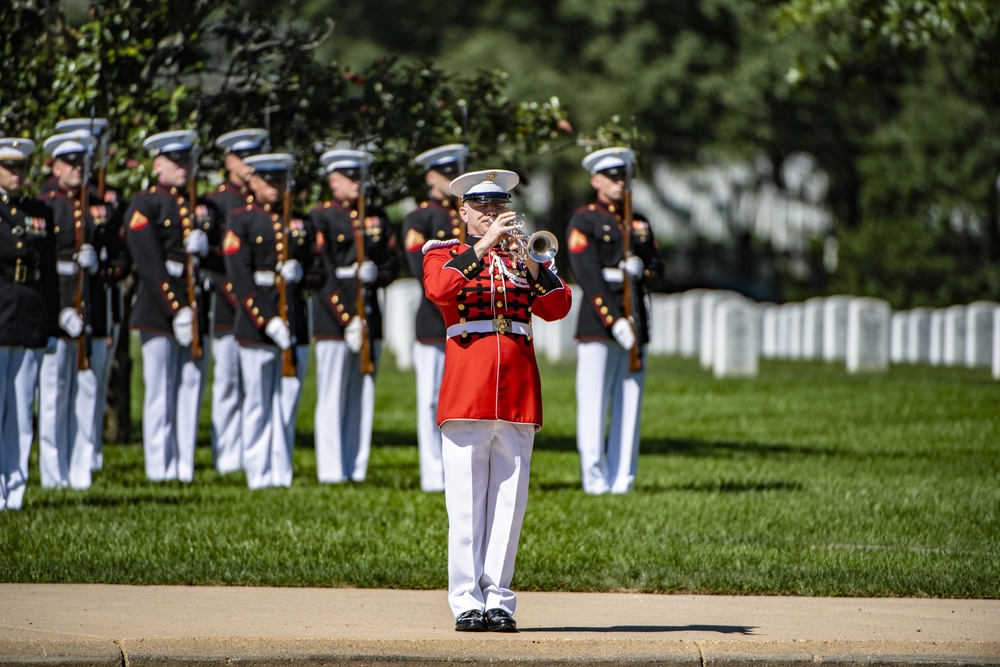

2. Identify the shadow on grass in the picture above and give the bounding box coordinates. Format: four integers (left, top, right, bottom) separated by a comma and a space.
532, 434, 846, 458
520, 624, 758, 634
532, 480, 804, 493
28, 489, 203, 509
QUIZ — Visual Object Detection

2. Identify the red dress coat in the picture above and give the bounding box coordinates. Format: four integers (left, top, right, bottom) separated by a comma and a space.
422, 238, 572, 428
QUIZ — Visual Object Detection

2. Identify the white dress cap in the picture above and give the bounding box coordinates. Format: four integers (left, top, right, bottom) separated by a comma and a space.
43, 131, 97, 159
413, 144, 469, 171
582, 147, 635, 175
244, 152, 295, 174
319, 149, 374, 174
54, 118, 110, 138
0, 138, 37, 161
215, 128, 269, 154
143, 130, 199, 155
448, 169, 519, 202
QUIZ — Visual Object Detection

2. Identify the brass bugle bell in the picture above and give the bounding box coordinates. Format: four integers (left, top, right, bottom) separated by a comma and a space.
525, 230, 558, 263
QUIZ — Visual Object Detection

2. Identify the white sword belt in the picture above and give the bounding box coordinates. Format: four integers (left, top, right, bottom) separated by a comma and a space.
447, 317, 532, 338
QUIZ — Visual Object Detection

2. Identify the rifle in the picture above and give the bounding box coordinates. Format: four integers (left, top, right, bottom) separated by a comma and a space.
457, 106, 469, 244
185, 142, 203, 360
278, 179, 296, 377
354, 167, 375, 376
621, 152, 643, 373
75, 118, 95, 371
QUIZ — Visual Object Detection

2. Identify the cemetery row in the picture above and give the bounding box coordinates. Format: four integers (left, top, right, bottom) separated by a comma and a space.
378, 280, 1000, 380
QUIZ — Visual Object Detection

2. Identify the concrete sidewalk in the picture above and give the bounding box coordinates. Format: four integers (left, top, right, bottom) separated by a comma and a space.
1, 584, 997, 666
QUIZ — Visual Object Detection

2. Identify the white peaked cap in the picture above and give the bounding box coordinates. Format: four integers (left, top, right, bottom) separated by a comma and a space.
582, 147, 635, 175
0, 138, 36, 161
54, 118, 109, 138
244, 152, 295, 173
320, 149, 374, 173
143, 130, 198, 155
448, 169, 519, 201
215, 128, 269, 154
413, 144, 468, 170
43, 131, 97, 158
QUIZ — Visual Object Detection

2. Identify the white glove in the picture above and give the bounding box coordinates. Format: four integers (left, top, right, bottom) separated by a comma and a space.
265, 316, 292, 350
183, 229, 209, 257
76, 243, 98, 275
356, 260, 378, 285
59, 308, 84, 338
278, 259, 303, 285
173, 307, 194, 346
344, 315, 364, 353
611, 317, 636, 351
619, 255, 644, 278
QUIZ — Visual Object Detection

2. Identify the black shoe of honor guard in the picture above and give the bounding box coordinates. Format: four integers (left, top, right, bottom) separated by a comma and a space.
455, 609, 487, 632
485, 608, 518, 632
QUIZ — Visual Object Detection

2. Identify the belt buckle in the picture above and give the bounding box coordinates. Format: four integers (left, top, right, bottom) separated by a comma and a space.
493, 315, 511, 335
14, 260, 28, 283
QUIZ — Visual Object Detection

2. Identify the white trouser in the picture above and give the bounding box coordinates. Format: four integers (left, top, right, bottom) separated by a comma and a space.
87, 326, 119, 471
38, 339, 80, 488
442, 419, 535, 618
238, 344, 307, 489
281, 345, 309, 453
0, 346, 42, 511
313, 340, 378, 483
413, 341, 445, 492
62, 335, 114, 489
210, 332, 243, 473
576, 341, 646, 494
139, 333, 207, 482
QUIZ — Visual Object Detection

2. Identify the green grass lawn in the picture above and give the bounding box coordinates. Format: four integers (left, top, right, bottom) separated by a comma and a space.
2, 348, 998, 598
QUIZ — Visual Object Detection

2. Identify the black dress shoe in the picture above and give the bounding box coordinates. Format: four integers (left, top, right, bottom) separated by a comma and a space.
485, 608, 518, 632
455, 609, 487, 632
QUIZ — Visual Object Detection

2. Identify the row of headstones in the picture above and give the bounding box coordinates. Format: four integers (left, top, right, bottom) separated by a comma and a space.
647, 290, 1000, 379
378, 281, 1000, 380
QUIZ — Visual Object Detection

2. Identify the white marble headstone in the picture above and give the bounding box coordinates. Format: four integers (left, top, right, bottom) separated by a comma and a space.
965, 301, 998, 368
822, 295, 851, 362
942, 305, 967, 366
713, 299, 759, 378
700, 290, 742, 369
846, 297, 890, 373
802, 297, 825, 360
905, 308, 931, 364
890, 311, 908, 364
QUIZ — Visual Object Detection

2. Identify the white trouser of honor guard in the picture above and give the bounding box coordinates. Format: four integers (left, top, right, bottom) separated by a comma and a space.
87, 325, 119, 472
314, 339, 378, 483
412, 340, 445, 492
140, 332, 207, 482
210, 331, 243, 473
238, 344, 306, 489
576, 341, 646, 494
38, 339, 82, 488
63, 337, 112, 489
0, 347, 42, 511
442, 419, 534, 618
281, 344, 309, 455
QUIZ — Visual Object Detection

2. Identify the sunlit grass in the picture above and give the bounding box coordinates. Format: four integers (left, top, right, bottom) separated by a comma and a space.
3, 349, 998, 598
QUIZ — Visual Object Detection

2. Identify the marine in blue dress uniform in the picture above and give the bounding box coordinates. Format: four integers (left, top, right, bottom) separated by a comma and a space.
223, 152, 319, 488
124, 130, 216, 482
0, 137, 58, 510
37, 129, 128, 490
401, 143, 468, 492
308, 149, 400, 484
204, 128, 269, 474
565, 147, 664, 494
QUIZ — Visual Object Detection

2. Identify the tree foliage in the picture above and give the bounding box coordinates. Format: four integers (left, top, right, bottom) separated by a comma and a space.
4, 0, 999, 306
0, 1, 572, 205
